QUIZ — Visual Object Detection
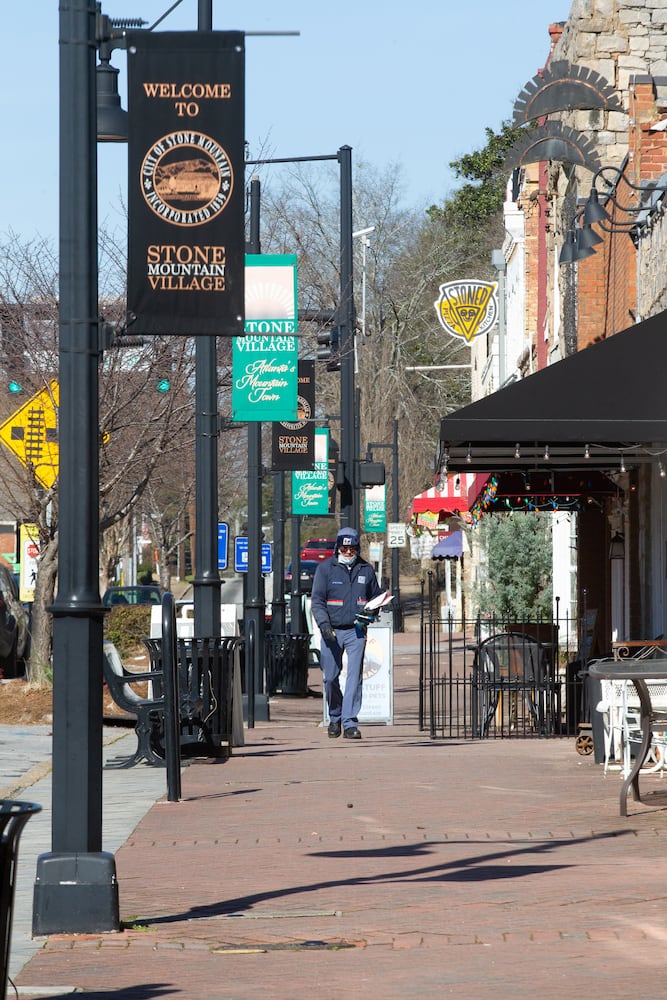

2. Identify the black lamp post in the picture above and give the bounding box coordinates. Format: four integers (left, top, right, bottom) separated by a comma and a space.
192, 0, 222, 644
244, 176, 267, 726
33, 0, 118, 935
338, 145, 357, 530
34, 0, 225, 935
365, 418, 402, 629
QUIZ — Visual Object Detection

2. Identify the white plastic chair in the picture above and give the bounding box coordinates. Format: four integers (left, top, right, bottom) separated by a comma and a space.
622, 679, 667, 777
595, 679, 627, 774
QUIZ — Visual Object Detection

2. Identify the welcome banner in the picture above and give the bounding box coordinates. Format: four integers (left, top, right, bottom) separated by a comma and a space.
126, 31, 245, 336
231, 255, 299, 422
364, 484, 387, 532
292, 428, 329, 515
271, 360, 315, 470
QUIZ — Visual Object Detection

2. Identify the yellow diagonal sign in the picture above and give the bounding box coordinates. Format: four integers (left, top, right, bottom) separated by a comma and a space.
0, 380, 59, 488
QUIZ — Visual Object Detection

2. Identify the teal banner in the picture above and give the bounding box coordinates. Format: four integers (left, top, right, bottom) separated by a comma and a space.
364, 484, 387, 532
231, 254, 298, 422
292, 428, 329, 515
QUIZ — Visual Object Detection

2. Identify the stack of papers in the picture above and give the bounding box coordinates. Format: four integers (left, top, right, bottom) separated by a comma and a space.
364, 591, 394, 613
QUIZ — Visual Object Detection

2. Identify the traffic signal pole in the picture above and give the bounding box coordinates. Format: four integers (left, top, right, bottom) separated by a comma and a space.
244, 148, 358, 532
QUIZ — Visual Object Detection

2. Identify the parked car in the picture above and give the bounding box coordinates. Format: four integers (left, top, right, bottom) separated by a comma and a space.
285, 560, 319, 594
300, 538, 336, 562
102, 585, 163, 607
0, 564, 29, 678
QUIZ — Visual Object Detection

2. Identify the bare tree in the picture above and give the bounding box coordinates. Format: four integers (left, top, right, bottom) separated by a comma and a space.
0, 231, 198, 682
258, 160, 479, 525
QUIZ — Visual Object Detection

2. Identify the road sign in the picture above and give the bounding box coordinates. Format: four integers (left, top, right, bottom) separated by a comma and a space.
387, 522, 407, 548
218, 523, 228, 571
19, 522, 40, 603
235, 537, 272, 574
0, 380, 59, 488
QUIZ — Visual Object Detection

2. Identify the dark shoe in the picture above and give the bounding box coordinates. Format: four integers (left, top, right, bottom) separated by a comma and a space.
328, 721, 341, 738
343, 726, 362, 740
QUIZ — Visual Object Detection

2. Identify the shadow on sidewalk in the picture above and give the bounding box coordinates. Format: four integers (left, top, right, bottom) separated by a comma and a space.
136, 828, 632, 927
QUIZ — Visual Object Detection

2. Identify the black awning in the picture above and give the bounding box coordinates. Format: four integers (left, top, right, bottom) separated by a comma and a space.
440, 310, 667, 472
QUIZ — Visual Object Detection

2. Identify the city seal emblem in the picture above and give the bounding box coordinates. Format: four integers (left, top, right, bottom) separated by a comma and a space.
141, 130, 234, 227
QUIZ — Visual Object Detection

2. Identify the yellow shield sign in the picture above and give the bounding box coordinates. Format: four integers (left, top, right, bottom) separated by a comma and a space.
434, 280, 498, 344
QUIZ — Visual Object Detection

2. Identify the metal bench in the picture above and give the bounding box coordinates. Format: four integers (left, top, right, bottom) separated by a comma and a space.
102, 640, 166, 767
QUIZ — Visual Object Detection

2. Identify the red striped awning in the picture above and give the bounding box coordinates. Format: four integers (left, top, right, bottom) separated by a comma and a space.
409, 473, 480, 517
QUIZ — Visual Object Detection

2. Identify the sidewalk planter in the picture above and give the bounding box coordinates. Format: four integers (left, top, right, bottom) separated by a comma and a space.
0, 800, 41, 1000
265, 634, 311, 696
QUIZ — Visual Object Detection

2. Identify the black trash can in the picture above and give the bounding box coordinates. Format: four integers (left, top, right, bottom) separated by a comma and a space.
564, 659, 587, 736
585, 669, 606, 765
0, 800, 41, 1000
265, 634, 311, 696
144, 636, 239, 759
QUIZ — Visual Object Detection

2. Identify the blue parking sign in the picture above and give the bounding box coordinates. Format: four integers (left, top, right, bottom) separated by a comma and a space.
235, 537, 272, 574
261, 543, 272, 574
218, 523, 228, 571
235, 536, 249, 573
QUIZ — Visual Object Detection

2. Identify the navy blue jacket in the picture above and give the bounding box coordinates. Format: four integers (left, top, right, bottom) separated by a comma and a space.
311, 555, 382, 629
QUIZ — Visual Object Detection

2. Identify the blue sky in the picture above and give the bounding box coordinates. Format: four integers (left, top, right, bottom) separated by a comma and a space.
2, 1, 571, 243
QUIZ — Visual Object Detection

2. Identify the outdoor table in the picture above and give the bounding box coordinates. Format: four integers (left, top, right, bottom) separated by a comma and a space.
612, 640, 667, 660
588, 657, 667, 816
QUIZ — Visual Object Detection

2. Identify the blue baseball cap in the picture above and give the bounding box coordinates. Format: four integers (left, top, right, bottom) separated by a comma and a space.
335, 527, 360, 551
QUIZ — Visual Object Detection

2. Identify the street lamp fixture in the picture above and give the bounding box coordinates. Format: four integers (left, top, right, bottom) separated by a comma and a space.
560, 163, 667, 264
559, 212, 599, 265
558, 160, 667, 265
582, 163, 667, 227
609, 531, 625, 560
94, 10, 146, 142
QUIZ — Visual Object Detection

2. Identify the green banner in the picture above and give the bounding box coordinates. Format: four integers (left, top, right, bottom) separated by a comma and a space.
292, 428, 329, 515
364, 484, 386, 532
231, 254, 298, 421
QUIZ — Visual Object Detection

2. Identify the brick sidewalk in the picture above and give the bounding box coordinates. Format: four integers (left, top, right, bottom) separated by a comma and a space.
15, 632, 667, 1000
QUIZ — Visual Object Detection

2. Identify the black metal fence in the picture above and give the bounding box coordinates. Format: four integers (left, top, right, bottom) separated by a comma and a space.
419, 578, 591, 740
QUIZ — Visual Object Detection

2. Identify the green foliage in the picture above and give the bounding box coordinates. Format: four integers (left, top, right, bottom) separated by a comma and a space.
136, 563, 154, 585
104, 605, 153, 657
428, 120, 529, 226
474, 513, 553, 620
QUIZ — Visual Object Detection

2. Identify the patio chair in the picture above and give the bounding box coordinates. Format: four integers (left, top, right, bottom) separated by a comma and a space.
596, 675, 667, 778
473, 632, 555, 737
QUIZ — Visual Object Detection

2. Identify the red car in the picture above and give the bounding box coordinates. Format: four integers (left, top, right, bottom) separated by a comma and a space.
300, 538, 336, 562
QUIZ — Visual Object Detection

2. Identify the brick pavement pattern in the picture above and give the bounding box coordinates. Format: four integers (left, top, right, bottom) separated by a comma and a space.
14, 632, 667, 999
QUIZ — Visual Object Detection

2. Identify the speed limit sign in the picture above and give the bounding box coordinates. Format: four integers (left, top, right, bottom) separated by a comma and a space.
387, 522, 406, 548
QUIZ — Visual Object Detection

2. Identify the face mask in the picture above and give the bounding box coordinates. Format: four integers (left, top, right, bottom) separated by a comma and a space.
338, 552, 357, 566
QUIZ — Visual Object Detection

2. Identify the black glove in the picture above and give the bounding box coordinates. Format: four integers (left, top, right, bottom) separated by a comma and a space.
320, 623, 337, 644
355, 610, 378, 628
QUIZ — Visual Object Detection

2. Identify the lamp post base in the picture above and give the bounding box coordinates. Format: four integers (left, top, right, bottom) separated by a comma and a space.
241, 693, 270, 722
32, 852, 119, 935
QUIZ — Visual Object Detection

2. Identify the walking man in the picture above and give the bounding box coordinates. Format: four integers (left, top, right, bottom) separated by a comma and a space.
311, 527, 382, 739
